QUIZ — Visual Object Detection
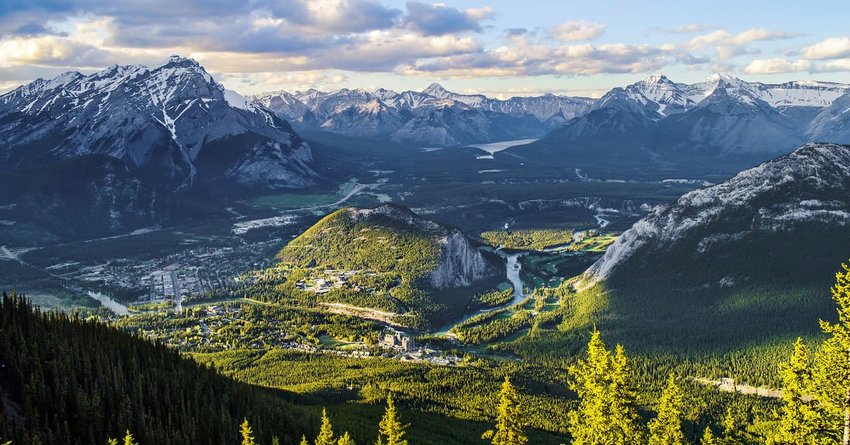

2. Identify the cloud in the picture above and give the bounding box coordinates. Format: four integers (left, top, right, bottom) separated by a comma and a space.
269, 0, 402, 34
665, 24, 721, 35
216, 70, 350, 95
802, 37, 850, 60
402, 40, 671, 78
743, 58, 812, 74
552, 20, 605, 42
685, 28, 802, 60
403, 2, 493, 36
814, 58, 850, 72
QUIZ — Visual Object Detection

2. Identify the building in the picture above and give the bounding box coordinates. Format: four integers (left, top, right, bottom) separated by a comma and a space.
380, 329, 415, 351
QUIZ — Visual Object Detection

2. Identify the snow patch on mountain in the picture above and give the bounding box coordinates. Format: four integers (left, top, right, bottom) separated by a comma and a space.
586, 143, 850, 281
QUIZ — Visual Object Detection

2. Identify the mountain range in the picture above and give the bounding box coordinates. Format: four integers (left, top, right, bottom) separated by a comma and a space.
254, 83, 594, 147
4, 55, 850, 237
254, 73, 850, 162
511, 74, 850, 166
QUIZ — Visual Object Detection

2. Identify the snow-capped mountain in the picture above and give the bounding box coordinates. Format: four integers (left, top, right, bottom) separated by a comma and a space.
390, 102, 545, 147
807, 90, 850, 143
586, 142, 850, 284
0, 55, 316, 191
253, 83, 593, 146
517, 73, 850, 161
0, 55, 319, 238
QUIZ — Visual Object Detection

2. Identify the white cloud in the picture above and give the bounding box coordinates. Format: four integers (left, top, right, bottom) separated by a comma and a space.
552, 20, 605, 42
802, 37, 850, 60
685, 28, 801, 60
667, 24, 720, 34
815, 58, 850, 72
743, 58, 812, 74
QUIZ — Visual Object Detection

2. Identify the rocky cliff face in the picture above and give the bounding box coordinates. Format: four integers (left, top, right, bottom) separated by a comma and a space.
586, 143, 850, 283
429, 231, 494, 289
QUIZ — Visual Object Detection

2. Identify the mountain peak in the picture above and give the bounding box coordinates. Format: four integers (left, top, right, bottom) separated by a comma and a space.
423, 82, 451, 97
152, 54, 202, 71
706, 72, 741, 84
644, 74, 670, 85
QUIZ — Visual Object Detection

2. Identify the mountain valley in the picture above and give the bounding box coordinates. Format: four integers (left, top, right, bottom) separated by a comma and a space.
4, 51, 850, 445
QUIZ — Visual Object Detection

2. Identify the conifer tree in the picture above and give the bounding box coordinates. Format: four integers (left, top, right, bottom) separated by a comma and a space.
338, 432, 355, 445
272, 437, 280, 445
700, 427, 718, 445
108, 439, 118, 445
241, 419, 257, 445
610, 344, 644, 442
123, 430, 137, 445
648, 373, 686, 445
301, 435, 309, 445
817, 262, 850, 445
482, 376, 527, 445
567, 330, 644, 445
376, 395, 408, 445
770, 338, 826, 444
316, 408, 336, 445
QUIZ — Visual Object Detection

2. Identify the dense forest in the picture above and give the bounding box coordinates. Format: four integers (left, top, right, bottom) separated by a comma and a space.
0, 293, 317, 445
5, 258, 850, 444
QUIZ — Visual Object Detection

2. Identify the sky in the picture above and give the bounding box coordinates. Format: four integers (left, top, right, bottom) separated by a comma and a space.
1, 0, 849, 98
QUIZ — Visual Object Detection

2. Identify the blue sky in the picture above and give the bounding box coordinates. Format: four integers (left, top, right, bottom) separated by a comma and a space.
1, 0, 849, 97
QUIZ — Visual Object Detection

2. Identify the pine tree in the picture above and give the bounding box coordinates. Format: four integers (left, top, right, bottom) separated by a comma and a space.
610, 344, 644, 442
272, 437, 280, 445
338, 432, 355, 445
648, 373, 686, 445
649, 374, 685, 445
770, 338, 827, 444
241, 419, 257, 445
817, 262, 850, 445
316, 408, 335, 445
123, 430, 137, 445
567, 330, 644, 445
700, 427, 718, 445
108, 439, 118, 445
301, 435, 309, 445
482, 376, 527, 445
376, 395, 408, 445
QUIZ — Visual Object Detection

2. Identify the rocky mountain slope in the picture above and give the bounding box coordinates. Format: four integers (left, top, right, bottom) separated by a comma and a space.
568, 143, 850, 349
807, 90, 850, 143
273, 204, 502, 327
0, 55, 317, 237
0, 55, 316, 191
587, 142, 850, 283
254, 84, 593, 147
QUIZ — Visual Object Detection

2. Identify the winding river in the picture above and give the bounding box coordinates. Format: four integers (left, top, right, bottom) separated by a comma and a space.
87, 291, 130, 316
434, 249, 530, 335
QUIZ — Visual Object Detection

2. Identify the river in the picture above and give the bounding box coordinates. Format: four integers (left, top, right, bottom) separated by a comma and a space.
434, 249, 530, 335
87, 291, 130, 316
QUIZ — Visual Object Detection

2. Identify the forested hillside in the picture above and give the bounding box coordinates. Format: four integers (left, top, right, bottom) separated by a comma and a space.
0, 293, 315, 445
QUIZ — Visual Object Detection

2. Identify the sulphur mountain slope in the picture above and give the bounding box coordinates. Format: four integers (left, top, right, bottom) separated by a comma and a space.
571, 143, 850, 350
